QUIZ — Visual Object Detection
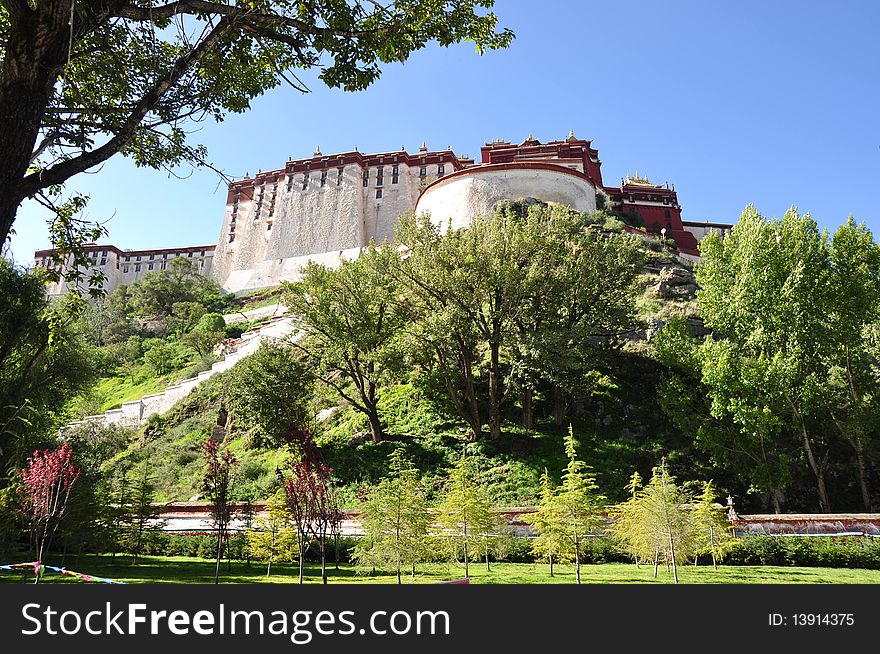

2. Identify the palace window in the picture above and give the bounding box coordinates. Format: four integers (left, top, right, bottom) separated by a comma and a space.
362, 169, 369, 187
337, 167, 344, 185
161, 262, 167, 270
148, 263, 154, 271
136, 255, 141, 261
321, 170, 327, 187
135, 264, 141, 272
228, 234, 235, 243
302, 174, 309, 190
149, 254, 154, 260
123, 265, 129, 274
419, 167, 427, 177
438, 164, 445, 176
376, 169, 384, 186
100, 257, 107, 266
376, 189, 383, 199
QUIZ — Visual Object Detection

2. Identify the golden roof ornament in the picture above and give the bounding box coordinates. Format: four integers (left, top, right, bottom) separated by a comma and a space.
624, 171, 661, 187
568, 129, 576, 140
420, 141, 427, 151
314, 146, 321, 156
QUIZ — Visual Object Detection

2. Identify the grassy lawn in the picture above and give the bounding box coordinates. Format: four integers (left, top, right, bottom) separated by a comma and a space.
2, 556, 878, 584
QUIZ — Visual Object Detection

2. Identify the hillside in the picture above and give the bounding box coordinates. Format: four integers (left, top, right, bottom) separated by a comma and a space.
81, 245, 712, 507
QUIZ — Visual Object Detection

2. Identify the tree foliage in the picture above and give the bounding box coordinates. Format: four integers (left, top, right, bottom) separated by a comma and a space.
282, 247, 407, 442
352, 447, 431, 582
436, 449, 500, 578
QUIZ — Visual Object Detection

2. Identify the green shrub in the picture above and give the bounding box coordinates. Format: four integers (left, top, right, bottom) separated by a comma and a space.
724, 535, 880, 569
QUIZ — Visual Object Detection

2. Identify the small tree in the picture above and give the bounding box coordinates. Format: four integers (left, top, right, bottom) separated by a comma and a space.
19, 442, 80, 581
437, 450, 497, 578
524, 470, 567, 577
612, 462, 697, 584
693, 482, 739, 570
277, 435, 336, 584
201, 438, 238, 585
128, 463, 164, 565
247, 491, 296, 577
354, 447, 431, 583
554, 426, 606, 584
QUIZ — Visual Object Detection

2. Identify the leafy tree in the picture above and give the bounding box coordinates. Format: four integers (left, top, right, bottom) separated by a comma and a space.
227, 342, 313, 447
201, 437, 238, 585
505, 204, 643, 428
692, 481, 738, 570
283, 248, 407, 442
166, 301, 207, 336
0, 1, 512, 252
821, 218, 880, 510
554, 426, 605, 584
0, 259, 97, 470
127, 258, 227, 318
523, 469, 567, 577
696, 207, 880, 512
247, 490, 296, 577
436, 449, 497, 578
353, 447, 431, 583
142, 340, 192, 375
18, 442, 80, 579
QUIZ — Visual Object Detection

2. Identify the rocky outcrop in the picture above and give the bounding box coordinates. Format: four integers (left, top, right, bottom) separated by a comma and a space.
653, 264, 698, 299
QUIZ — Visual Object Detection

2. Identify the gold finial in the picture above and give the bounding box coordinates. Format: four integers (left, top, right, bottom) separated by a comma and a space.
420, 141, 427, 151
568, 129, 575, 140
314, 146, 321, 156
527, 133, 534, 141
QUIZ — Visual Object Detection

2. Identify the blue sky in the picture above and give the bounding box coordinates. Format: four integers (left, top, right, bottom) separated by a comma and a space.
8, 0, 880, 264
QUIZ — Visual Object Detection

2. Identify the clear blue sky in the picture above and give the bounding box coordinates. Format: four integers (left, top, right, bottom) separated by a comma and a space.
8, 0, 880, 264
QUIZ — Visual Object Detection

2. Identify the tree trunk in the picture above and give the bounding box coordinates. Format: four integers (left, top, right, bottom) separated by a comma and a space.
846, 435, 874, 511
769, 487, 782, 514
553, 386, 566, 428
521, 387, 533, 430
463, 540, 469, 578
712, 553, 717, 571
549, 554, 554, 577
214, 528, 223, 585
668, 532, 678, 584
396, 555, 401, 585
298, 544, 304, 585
320, 542, 327, 585
574, 537, 581, 585
366, 405, 383, 444
488, 340, 502, 440
0, 6, 72, 245
792, 401, 832, 512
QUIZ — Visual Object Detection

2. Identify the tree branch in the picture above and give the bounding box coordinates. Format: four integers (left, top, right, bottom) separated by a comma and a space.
20, 15, 235, 197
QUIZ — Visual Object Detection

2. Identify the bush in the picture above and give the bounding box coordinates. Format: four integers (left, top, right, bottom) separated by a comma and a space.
724, 536, 880, 569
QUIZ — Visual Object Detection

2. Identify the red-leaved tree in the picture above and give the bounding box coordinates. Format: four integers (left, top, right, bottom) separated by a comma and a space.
201, 438, 238, 585
19, 442, 80, 581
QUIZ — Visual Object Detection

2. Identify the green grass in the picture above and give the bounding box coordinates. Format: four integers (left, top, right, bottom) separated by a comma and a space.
3, 556, 878, 585
94, 375, 170, 412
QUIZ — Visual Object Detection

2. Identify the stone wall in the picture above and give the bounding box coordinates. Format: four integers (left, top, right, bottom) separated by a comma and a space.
415, 163, 597, 232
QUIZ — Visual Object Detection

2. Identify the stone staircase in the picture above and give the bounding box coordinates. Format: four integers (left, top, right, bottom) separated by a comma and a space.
65, 314, 298, 431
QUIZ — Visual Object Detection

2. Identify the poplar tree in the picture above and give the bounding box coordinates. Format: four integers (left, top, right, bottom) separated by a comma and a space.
639, 462, 696, 583
437, 450, 497, 578
353, 447, 431, 583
